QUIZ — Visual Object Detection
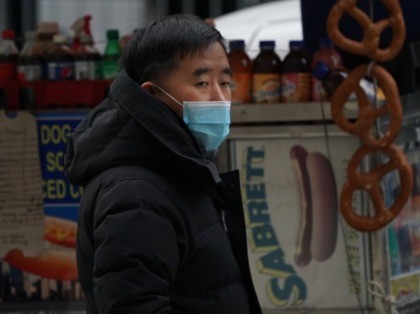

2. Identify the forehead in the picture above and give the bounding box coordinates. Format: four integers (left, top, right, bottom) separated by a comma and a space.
174, 42, 230, 75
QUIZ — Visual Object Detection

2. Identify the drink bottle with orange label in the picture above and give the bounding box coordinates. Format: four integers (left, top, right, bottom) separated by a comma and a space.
252, 40, 282, 104
281, 40, 311, 103
228, 40, 252, 104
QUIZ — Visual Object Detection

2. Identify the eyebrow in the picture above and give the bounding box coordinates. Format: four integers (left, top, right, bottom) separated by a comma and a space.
193, 67, 233, 77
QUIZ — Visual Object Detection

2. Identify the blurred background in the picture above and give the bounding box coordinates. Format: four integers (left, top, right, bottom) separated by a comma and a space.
0, 0, 280, 51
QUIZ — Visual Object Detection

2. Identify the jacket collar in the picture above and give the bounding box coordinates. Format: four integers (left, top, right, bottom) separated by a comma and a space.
65, 71, 223, 186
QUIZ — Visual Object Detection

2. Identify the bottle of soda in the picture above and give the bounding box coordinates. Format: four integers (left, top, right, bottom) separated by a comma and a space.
0, 29, 19, 80
36, 22, 59, 54
75, 34, 101, 80
46, 34, 75, 81
17, 30, 44, 81
35, 21, 59, 79
70, 15, 93, 53
281, 40, 311, 103
252, 40, 282, 104
311, 37, 343, 102
228, 40, 252, 104
312, 61, 386, 104
101, 29, 121, 80
312, 62, 341, 98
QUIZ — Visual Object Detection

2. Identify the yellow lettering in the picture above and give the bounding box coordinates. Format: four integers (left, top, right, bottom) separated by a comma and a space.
45, 179, 66, 199
40, 124, 73, 145
40, 125, 51, 144
69, 184, 83, 199
62, 124, 72, 142
45, 151, 64, 172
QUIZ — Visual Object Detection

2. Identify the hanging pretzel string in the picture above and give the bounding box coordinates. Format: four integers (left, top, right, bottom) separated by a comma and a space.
326, 0, 413, 232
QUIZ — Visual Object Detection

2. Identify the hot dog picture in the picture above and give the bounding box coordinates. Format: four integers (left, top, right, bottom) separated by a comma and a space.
290, 145, 338, 267
44, 215, 77, 248
290, 145, 312, 267
3, 249, 77, 281
2, 216, 78, 281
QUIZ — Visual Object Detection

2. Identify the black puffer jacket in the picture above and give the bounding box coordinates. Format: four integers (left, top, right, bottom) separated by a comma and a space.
64, 71, 262, 314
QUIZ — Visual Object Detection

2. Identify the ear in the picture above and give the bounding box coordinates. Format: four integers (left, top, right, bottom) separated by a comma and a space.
141, 82, 155, 94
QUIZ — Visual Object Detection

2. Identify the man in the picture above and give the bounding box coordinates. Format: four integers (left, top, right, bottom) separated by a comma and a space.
65, 14, 262, 313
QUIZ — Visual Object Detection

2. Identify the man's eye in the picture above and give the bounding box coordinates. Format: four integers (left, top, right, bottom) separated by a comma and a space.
221, 81, 232, 88
196, 82, 209, 87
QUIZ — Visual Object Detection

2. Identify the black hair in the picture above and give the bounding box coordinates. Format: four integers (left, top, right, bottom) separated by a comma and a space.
121, 14, 227, 84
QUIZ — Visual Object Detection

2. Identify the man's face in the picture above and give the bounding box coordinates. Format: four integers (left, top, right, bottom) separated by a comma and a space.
150, 42, 232, 116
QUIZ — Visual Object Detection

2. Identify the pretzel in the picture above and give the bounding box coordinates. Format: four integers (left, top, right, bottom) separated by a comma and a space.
340, 144, 413, 232
330, 63, 403, 148
327, 0, 406, 62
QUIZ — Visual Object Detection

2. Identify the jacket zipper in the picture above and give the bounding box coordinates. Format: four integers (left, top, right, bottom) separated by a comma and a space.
220, 209, 228, 233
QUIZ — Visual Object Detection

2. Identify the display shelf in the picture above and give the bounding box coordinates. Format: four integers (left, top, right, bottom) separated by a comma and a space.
230, 101, 359, 124
231, 91, 419, 124
0, 80, 111, 110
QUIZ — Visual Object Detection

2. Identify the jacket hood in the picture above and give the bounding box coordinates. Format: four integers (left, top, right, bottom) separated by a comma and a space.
64, 71, 221, 186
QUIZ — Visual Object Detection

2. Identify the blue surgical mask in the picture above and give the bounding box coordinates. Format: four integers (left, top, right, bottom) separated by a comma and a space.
153, 84, 231, 152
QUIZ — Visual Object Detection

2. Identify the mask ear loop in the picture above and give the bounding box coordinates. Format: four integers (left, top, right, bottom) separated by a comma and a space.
152, 84, 183, 108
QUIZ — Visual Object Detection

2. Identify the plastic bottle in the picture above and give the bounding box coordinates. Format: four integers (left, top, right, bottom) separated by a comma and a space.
46, 34, 75, 81
388, 226, 401, 275
71, 36, 81, 54
408, 167, 420, 260
36, 22, 58, 54
75, 34, 101, 80
17, 30, 44, 81
281, 40, 311, 103
0, 29, 19, 80
312, 61, 385, 103
311, 37, 343, 102
35, 21, 59, 79
252, 40, 282, 104
312, 62, 344, 98
228, 40, 252, 104
70, 15, 93, 53
102, 29, 121, 80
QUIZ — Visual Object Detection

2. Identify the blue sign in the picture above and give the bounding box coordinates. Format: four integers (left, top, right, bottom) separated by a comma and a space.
35, 112, 87, 222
